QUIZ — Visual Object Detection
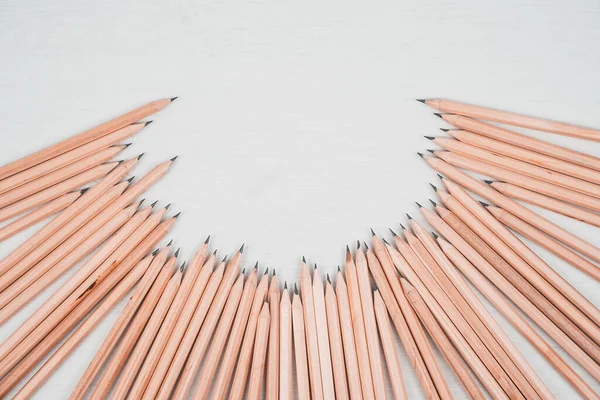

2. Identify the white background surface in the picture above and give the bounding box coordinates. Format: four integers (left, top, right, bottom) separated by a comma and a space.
1, 0, 600, 398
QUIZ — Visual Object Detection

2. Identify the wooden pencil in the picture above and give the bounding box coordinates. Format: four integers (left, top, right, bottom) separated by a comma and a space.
490, 180, 600, 227
267, 271, 280, 400
0, 145, 126, 209
325, 275, 349, 400
246, 301, 271, 400
0, 98, 173, 181
421, 205, 600, 381
422, 98, 600, 141
344, 249, 375, 399
335, 268, 364, 400
279, 283, 293, 400
141, 242, 221, 400
0, 190, 81, 242
70, 244, 171, 400
355, 244, 387, 400
299, 259, 324, 400
111, 262, 183, 400
438, 236, 600, 400
373, 289, 409, 400
487, 204, 600, 281
292, 285, 311, 400
225, 266, 270, 399
366, 240, 444, 400
11, 253, 155, 400
0, 123, 145, 196
194, 268, 257, 400
312, 265, 336, 399
423, 155, 600, 328
126, 238, 211, 400
409, 217, 552, 399
443, 129, 600, 185
169, 256, 242, 400
438, 113, 600, 172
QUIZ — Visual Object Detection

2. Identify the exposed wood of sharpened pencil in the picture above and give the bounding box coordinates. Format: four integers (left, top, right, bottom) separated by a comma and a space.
292, 285, 311, 400
127, 239, 211, 400
111, 263, 183, 400
438, 236, 600, 400
267, 271, 280, 400
0, 190, 81, 243
410, 218, 552, 399
373, 290, 409, 400
389, 239, 516, 400
226, 267, 270, 400
279, 284, 293, 400
325, 276, 349, 400
490, 181, 600, 228
424, 155, 600, 330
403, 225, 542, 400
439, 114, 600, 172
170, 258, 242, 400
141, 246, 219, 400
444, 129, 600, 186
355, 245, 387, 400
300, 260, 325, 400
368, 237, 444, 400
194, 268, 257, 400
0, 145, 126, 209
0, 98, 173, 181
246, 301, 271, 400
8, 252, 156, 400
421, 205, 600, 381
312, 266, 336, 399
487, 204, 600, 282
335, 270, 363, 400
344, 250, 375, 398
69, 244, 171, 400
423, 98, 600, 141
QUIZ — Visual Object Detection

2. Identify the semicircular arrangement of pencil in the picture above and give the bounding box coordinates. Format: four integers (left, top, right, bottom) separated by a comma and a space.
0, 98, 599, 399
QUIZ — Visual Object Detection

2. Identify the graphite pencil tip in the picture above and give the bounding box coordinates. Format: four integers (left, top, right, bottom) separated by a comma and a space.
327, 274, 331, 284
127, 176, 135, 183
273, 269, 276, 276
424, 136, 434, 140
479, 200, 489, 207
416, 99, 426, 103
484, 180, 493, 184
239, 243, 245, 253
165, 203, 171, 210
167, 239, 173, 246
139, 198, 145, 206
399, 223, 406, 230
389, 228, 397, 236
427, 149, 435, 154
222, 255, 228, 262
346, 245, 350, 253
254, 261, 259, 269
432, 232, 439, 239
314, 264, 317, 270
370, 228, 376, 236
440, 128, 449, 132
174, 248, 180, 257
180, 262, 187, 272
242, 268, 246, 274
170, 96, 178, 102
429, 199, 437, 206
302, 255, 306, 263
144, 120, 153, 127
430, 183, 438, 191
337, 265, 341, 272
174, 212, 181, 219
356, 240, 361, 249
80, 187, 90, 194
437, 173, 444, 180
434, 113, 443, 119
152, 248, 159, 256
294, 284, 299, 295
363, 242, 369, 250
284, 282, 288, 289
138, 153, 145, 160
151, 200, 158, 208
123, 143, 133, 148
264, 267, 269, 275
382, 238, 390, 245
213, 249, 218, 255
205, 235, 211, 244
170, 156, 178, 162
415, 202, 422, 208
417, 152, 424, 158
406, 213, 413, 220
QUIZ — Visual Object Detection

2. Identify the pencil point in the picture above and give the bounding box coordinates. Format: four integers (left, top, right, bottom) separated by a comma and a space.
389, 228, 397, 236
137, 153, 145, 160
427, 149, 435, 154
254, 261, 259, 269
165, 203, 171, 210
127, 176, 135, 183
144, 120, 153, 127
430, 183, 438, 191
432, 232, 439, 239
151, 200, 158, 208
416, 99, 426, 103
213, 249, 217, 255
170, 96, 178, 102
424, 136, 434, 140
429, 199, 437, 206
399, 223, 406, 230
239, 243, 245, 253
242, 268, 246, 274
302, 255, 306, 263
174, 248, 180, 257
370, 228, 376, 236
273, 269, 276, 276
284, 282, 288, 289
138, 198, 145, 207
314, 264, 317, 270
222, 255, 228, 262
406, 213, 413, 220
294, 284, 299, 295
479, 200, 489, 207
484, 180, 493, 184
174, 212, 181, 219
170, 156, 178, 162
417, 152, 424, 158
338, 265, 341, 272
345, 245, 350, 253
80, 187, 90, 194
434, 113, 443, 119
356, 240, 361, 249
415, 202, 422, 208
382, 238, 390, 245
264, 267, 269, 275
205, 235, 211, 244
440, 128, 449, 132
152, 248, 159, 256
327, 274, 331, 284
123, 143, 132, 148
437, 173, 444, 180
180, 262, 187, 272
167, 239, 173, 246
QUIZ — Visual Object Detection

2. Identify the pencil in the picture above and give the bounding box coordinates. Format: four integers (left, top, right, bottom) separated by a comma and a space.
437, 113, 600, 172
246, 301, 271, 400
0, 190, 81, 243
279, 283, 293, 400
422, 98, 600, 141
267, 271, 280, 400
194, 267, 257, 400
438, 236, 600, 400
344, 248, 375, 399
0, 123, 145, 196
335, 268, 364, 400
423, 155, 600, 329
89, 255, 177, 399
373, 289, 409, 400
127, 237, 211, 400
409, 217, 551, 399
292, 284, 311, 400
312, 265, 336, 399
227, 266, 270, 400
11, 252, 155, 400
141, 242, 221, 400
325, 275, 349, 400
169, 256, 242, 400
70, 244, 171, 400
0, 98, 173, 181
0, 145, 126, 209
111, 261, 183, 400
487, 204, 600, 281
490, 180, 600, 227
421, 204, 600, 380
443, 129, 600, 185
299, 259, 324, 400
